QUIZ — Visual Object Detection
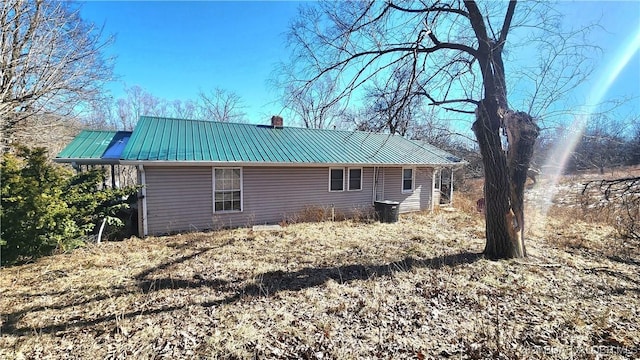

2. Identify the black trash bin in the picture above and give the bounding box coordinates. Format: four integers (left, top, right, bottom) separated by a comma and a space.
374, 200, 400, 223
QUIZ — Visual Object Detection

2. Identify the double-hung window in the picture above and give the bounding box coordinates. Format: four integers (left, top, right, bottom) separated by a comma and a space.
402, 168, 414, 193
329, 168, 344, 191
214, 168, 242, 212
348, 168, 362, 191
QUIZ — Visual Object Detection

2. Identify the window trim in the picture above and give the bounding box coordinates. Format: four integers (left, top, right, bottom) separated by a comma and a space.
434, 169, 441, 190
347, 167, 363, 191
213, 167, 243, 213
328, 167, 345, 192
402, 167, 415, 193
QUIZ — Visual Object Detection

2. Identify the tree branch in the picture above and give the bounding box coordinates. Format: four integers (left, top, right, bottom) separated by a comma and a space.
388, 1, 470, 18
498, 1, 517, 49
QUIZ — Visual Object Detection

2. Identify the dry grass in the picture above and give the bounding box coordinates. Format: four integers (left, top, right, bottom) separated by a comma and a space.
1, 175, 639, 359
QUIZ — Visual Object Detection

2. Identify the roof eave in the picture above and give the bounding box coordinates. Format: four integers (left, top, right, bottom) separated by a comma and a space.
54, 158, 122, 165
119, 160, 464, 167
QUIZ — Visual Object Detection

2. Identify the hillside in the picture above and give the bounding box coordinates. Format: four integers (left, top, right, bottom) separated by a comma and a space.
1, 176, 638, 359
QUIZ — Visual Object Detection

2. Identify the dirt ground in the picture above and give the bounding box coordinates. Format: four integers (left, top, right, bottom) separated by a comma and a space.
1, 175, 638, 359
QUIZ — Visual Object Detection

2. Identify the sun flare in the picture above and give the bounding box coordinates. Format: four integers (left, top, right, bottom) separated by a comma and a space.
533, 25, 640, 217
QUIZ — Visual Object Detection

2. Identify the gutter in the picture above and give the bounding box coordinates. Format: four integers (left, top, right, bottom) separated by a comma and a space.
119, 160, 465, 168
53, 158, 122, 165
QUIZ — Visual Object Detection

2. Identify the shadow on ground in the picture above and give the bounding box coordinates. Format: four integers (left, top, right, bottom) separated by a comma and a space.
2, 250, 483, 336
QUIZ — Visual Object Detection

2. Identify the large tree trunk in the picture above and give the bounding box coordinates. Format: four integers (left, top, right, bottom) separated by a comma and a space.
473, 100, 539, 259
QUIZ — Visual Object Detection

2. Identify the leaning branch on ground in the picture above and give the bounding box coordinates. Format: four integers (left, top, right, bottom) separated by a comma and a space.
582, 177, 640, 201
582, 176, 640, 239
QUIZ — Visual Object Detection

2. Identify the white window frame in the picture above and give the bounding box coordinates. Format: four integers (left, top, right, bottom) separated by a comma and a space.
213, 167, 243, 213
402, 167, 415, 193
329, 167, 345, 192
347, 167, 363, 191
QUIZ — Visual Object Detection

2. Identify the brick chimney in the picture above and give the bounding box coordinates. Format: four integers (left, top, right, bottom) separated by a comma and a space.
271, 115, 283, 128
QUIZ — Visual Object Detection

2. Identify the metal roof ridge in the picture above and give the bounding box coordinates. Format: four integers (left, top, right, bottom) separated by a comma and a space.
138, 115, 407, 137
139, 115, 250, 127
80, 129, 119, 133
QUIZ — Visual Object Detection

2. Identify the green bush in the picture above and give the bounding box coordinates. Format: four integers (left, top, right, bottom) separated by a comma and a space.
1, 146, 138, 266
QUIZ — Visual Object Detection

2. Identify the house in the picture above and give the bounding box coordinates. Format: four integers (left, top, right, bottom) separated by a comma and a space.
55, 116, 465, 236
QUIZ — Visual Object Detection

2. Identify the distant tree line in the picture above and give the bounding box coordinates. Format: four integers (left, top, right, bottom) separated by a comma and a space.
530, 113, 640, 175
568, 114, 640, 173
89, 85, 248, 131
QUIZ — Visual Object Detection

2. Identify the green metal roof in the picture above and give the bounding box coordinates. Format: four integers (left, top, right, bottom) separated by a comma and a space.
412, 140, 465, 164
55, 130, 133, 164
55, 130, 117, 163
120, 116, 463, 166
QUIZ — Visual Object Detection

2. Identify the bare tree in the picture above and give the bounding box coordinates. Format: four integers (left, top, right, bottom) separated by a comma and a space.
83, 97, 117, 130
10, 113, 83, 157
113, 85, 247, 129
570, 114, 631, 174
512, 21, 598, 124
0, 0, 114, 147
625, 114, 640, 167
365, 65, 424, 135
116, 85, 169, 130
272, 66, 346, 129
284, 1, 596, 259
410, 112, 457, 147
170, 99, 198, 120
197, 88, 246, 123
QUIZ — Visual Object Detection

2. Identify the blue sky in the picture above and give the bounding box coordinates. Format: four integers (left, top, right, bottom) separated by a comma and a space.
81, 1, 300, 122
80, 1, 640, 127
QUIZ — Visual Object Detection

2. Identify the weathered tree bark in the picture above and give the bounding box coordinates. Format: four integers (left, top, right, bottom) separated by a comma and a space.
473, 100, 539, 259
473, 100, 517, 258
505, 110, 540, 256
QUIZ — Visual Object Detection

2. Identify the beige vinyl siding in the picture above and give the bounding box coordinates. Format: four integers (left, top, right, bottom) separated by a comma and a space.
382, 167, 433, 213
225, 167, 375, 226
143, 166, 376, 234
145, 167, 213, 234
